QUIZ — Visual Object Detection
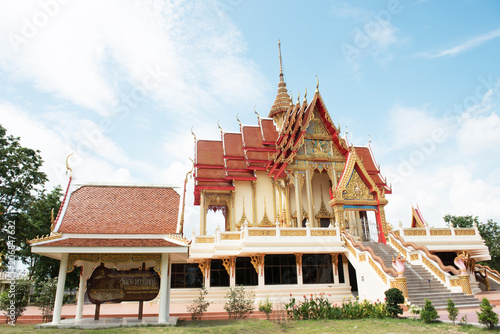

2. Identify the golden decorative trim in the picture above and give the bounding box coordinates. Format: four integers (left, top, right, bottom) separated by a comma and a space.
390, 280, 397, 289
220, 233, 240, 240
369, 257, 387, 283
390, 237, 407, 258
281, 230, 307, 236
66, 253, 161, 273
404, 229, 426, 236
249, 229, 276, 236
430, 229, 452, 236
236, 197, 248, 229
198, 259, 210, 278
167, 233, 190, 244
311, 229, 336, 236
196, 236, 214, 243
459, 274, 472, 295
259, 198, 273, 227
331, 253, 339, 275
345, 240, 356, 256
358, 254, 366, 262
396, 277, 409, 299
449, 278, 461, 287
250, 254, 264, 275
422, 256, 445, 282
222, 257, 235, 276
28, 232, 63, 245
393, 230, 400, 237
410, 253, 419, 261
455, 229, 475, 236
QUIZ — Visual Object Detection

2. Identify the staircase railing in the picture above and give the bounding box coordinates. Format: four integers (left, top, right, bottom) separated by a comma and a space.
342, 231, 397, 278
475, 264, 500, 286
388, 232, 467, 293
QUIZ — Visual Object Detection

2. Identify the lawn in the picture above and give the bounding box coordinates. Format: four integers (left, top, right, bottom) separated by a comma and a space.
0, 318, 498, 334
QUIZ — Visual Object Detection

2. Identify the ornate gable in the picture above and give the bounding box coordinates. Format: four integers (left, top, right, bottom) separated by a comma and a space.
331, 149, 387, 206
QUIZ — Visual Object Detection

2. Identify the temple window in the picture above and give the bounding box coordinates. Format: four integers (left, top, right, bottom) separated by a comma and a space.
210, 259, 229, 287
264, 254, 297, 285
338, 255, 345, 284
235, 257, 258, 286
170, 264, 203, 288
302, 254, 334, 284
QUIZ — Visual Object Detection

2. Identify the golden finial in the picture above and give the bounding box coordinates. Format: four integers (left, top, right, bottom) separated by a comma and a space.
66, 153, 73, 177
368, 135, 372, 145
50, 208, 55, 232
303, 87, 307, 102
316, 76, 319, 93
236, 113, 241, 126
254, 105, 259, 119
217, 120, 223, 134
290, 92, 293, 106
278, 39, 283, 76
297, 90, 300, 104
191, 126, 196, 141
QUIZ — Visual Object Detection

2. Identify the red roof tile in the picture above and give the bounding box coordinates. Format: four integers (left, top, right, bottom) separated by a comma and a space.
37, 238, 181, 247
58, 186, 179, 234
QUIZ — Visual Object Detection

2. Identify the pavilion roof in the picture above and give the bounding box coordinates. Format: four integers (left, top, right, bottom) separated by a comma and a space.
55, 185, 180, 235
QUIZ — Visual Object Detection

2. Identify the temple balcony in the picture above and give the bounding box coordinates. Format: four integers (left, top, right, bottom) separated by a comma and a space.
189, 222, 344, 260
392, 222, 490, 262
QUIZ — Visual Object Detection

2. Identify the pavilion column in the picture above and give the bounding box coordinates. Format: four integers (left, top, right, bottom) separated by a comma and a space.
305, 168, 314, 227
272, 180, 277, 223
75, 267, 86, 320
158, 253, 170, 323
200, 191, 206, 235
52, 253, 69, 324
294, 173, 302, 227
342, 254, 350, 286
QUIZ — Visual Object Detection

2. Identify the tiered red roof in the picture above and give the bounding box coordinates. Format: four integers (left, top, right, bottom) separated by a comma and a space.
354, 146, 392, 194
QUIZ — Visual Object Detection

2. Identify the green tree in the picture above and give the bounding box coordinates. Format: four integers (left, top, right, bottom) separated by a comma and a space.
384, 288, 404, 318
420, 299, 438, 323
0, 124, 47, 265
444, 215, 500, 272
446, 298, 458, 325
35, 277, 58, 323
476, 298, 498, 329
0, 278, 31, 324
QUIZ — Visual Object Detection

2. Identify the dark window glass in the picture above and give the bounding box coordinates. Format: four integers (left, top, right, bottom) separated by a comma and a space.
264, 254, 297, 285
210, 259, 229, 287
170, 264, 203, 288
320, 218, 330, 228
235, 257, 258, 286
302, 254, 334, 284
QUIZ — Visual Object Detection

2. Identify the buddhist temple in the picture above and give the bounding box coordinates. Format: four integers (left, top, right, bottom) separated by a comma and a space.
30, 43, 499, 327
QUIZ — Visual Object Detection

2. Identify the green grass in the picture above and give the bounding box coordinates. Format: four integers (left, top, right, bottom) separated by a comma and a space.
0, 318, 498, 334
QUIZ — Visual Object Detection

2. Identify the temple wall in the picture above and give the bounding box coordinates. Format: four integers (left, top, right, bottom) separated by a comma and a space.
234, 181, 253, 228
311, 171, 332, 217
255, 171, 275, 225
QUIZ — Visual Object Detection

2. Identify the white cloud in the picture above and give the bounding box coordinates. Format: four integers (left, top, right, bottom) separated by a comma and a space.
417, 28, 500, 58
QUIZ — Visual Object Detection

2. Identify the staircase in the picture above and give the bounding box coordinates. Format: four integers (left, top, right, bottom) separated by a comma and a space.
361, 242, 481, 308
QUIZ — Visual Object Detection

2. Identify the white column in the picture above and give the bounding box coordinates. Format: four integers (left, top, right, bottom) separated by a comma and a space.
52, 253, 69, 324
75, 268, 86, 320
294, 174, 301, 227
343, 255, 350, 286
158, 253, 170, 323
305, 168, 314, 226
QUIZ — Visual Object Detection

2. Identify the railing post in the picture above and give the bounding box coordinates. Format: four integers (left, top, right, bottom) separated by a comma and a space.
306, 222, 311, 237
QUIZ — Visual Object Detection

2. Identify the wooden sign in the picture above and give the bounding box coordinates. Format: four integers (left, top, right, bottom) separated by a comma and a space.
87, 265, 160, 304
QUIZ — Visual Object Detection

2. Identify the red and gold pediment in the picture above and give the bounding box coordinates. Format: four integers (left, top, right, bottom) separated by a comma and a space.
331, 148, 386, 206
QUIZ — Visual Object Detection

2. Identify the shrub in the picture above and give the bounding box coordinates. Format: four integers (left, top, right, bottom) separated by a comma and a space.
224, 285, 254, 319
35, 278, 58, 323
258, 297, 273, 320
408, 304, 421, 320
476, 298, 498, 329
186, 286, 211, 321
384, 288, 404, 318
446, 298, 459, 325
420, 299, 438, 323
0, 278, 31, 324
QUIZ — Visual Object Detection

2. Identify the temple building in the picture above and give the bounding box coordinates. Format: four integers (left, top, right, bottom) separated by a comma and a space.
30, 44, 499, 326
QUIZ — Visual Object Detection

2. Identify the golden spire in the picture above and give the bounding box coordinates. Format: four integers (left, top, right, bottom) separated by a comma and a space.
269, 40, 292, 118
303, 87, 307, 103
191, 126, 196, 141
316, 76, 319, 93
236, 113, 241, 127
217, 120, 223, 135
254, 105, 259, 119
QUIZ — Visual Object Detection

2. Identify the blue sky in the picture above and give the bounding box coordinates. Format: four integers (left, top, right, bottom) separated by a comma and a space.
1, 0, 499, 234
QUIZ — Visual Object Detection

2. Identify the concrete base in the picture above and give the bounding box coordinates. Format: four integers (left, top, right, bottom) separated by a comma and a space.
36, 316, 178, 329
